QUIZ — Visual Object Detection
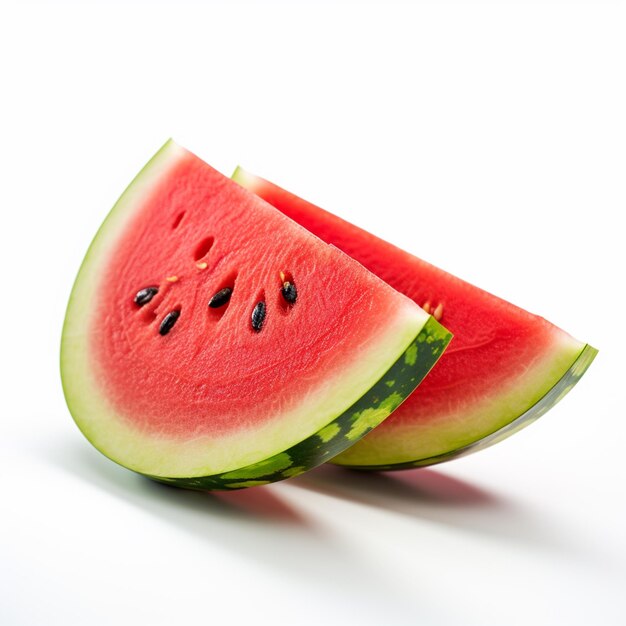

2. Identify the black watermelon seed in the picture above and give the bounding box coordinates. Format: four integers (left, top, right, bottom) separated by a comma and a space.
208, 287, 233, 308
159, 310, 180, 335
134, 287, 158, 306
281, 281, 297, 304
251, 301, 266, 332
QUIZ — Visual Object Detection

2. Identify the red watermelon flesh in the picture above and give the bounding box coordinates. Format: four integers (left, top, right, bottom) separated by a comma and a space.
233, 168, 597, 469
61, 141, 451, 488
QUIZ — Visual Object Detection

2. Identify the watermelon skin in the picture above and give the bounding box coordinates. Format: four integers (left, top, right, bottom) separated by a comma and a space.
61, 141, 452, 489
232, 168, 598, 470
150, 317, 450, 489
342, 343, 597, 470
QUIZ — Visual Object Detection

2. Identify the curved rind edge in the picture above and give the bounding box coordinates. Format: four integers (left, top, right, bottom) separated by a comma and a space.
148, 316, 452, 490
335, 343, 598, 471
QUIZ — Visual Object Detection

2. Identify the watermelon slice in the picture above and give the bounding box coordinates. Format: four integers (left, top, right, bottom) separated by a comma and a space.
60, 141, 451, 490
232, 168, 598, 470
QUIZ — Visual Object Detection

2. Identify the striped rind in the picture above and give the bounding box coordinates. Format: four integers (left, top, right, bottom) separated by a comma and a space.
335, 343, 597, 471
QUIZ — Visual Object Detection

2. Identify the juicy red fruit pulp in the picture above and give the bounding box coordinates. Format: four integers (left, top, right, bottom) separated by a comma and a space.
235, 175, 575, 428
93, 153, 413, 438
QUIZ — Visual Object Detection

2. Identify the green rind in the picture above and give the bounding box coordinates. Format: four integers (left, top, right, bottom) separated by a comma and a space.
148, 316, 452, 490
336, 343, 598, 471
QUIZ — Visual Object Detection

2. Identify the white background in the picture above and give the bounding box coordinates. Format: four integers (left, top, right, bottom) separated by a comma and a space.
1, 1, 625, 624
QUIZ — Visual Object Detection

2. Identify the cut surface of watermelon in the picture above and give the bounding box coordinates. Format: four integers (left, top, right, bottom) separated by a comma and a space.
61, 141, 451, 489
233, 168, 597, 469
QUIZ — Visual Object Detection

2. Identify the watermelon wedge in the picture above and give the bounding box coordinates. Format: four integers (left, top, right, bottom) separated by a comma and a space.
60, 141, 451, 489
232, 168, 598, 470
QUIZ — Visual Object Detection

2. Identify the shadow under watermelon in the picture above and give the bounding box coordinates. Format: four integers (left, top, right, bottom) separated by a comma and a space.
43, 437, 449, 623
48, 436, 312, 526
290, 463, 583, 558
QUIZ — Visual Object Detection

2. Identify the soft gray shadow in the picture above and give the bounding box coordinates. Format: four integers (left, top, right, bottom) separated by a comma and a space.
41, 438, 446, 623
47, 439, 316, 537
291, 464, 585, 558
291, 463, 498, 509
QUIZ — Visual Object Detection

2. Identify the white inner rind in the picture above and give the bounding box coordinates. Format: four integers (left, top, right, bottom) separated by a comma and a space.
61, 140, 429, 477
